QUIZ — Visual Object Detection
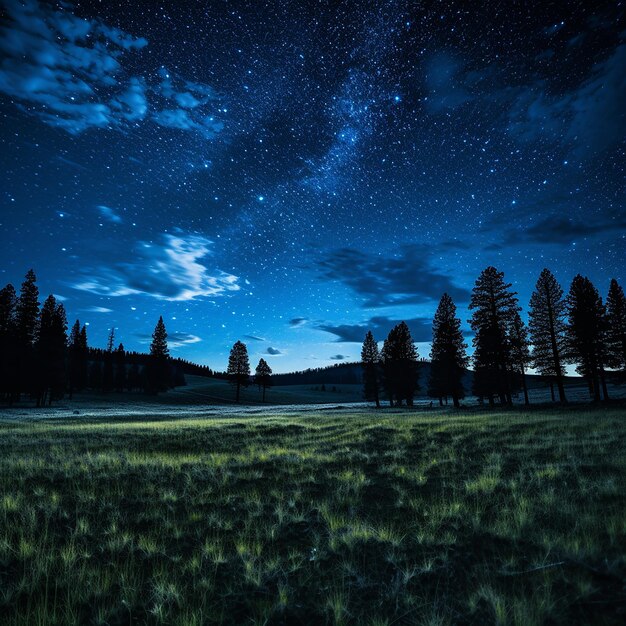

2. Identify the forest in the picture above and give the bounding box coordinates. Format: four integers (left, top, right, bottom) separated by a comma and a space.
1, 266, 625, 408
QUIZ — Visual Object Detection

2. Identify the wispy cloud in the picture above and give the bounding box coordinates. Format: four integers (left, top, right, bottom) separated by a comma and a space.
265, 347, 283, 355
244, 334, 266, 342
83, 306, 113, 313
72, 232, 240, 301
289, 317, 309, 328
507, 43, 626, 157
0, 1, 223, 137
96, 205, 122, 224
317, 315, 432, 343
136, 331, 201, 349
318, 245, 470, 307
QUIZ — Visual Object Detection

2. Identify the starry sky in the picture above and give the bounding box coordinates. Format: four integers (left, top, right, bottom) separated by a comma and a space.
1, 0, 625, 373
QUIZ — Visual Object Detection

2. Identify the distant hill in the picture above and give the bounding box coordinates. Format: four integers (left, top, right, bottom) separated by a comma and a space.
271, 360, 580, 393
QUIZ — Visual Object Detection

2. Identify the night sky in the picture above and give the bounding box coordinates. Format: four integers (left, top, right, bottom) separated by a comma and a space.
1, 0, 625, 372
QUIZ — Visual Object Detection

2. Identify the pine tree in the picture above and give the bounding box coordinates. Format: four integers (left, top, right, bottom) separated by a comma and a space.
102, 329, 115, 392
361, 331, 381, 407
150, 317, 169, 358
528, 269, 568, 402
508, 311, 531, 405
0, 284, 18, 403
36, 295, 67, 406
428, 293, 468, 408
106, 328, 115, 352
606, 278, 626, 379
254, 358, 272, 402
566, 275, 609, 401
114, 343, 127, 392
68, 320, 82, 398
227, 341, 250, 402
16, 269, 40, 346
381, 321, 419, 406
469, 266, 519, 405
147, 316, 170, 392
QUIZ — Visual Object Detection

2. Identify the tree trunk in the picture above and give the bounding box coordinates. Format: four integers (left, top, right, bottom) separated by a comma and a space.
599, 366, 609, 401
453, 395, 460, 408
549, 382, 555, 402
520, 365, 529, 406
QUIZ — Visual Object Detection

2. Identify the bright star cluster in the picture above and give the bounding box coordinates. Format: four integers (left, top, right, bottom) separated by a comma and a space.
1, 0, 624, 371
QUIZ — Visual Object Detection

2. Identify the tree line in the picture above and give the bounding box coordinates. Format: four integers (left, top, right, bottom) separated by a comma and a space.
0, 270, 210, 406
361, 267, 626, 407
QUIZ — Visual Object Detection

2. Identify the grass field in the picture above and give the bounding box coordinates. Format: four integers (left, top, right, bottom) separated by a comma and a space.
1, 406, 625, 625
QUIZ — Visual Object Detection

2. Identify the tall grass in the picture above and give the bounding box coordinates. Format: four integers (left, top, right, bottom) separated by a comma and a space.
0, 406, 625, 624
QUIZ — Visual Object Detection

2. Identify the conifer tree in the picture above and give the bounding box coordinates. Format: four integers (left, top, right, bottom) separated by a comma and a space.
606, 278, 626, 379
469, 266, 519, 405
103, 328, 115, 392
0, 284, 18, 403
16, 269, 40, 346
508, 311, 531, 405
36, 295, 67, 406
361, 331, 381, 407
147, 316, 170, 392
566, 275, 609, 401
68, 320, 82, 398
528, 269, 568, 402
150, 317, 169, 358
227, 341, 250, 402
254, 358, 272, 402
381, 321, 419, 406
114, 343, 127, 392
428, 293, 468, 408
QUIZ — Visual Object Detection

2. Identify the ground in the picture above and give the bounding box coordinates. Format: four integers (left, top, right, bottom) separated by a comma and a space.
0, 405, 625, 625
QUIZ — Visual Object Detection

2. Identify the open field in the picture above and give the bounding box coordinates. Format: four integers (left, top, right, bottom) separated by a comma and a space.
1, 406, 625, 625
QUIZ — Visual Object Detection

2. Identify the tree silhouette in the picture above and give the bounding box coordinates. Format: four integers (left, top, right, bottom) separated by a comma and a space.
508, 311, 531, 405
382, 321, 419, 406
36, 295, 67, 406
606, 278, 626, 380
254, 358, 272, 402
102, 328, 115, 392
147, 316, 170, 392
228, 341, 250, 402
0, 284, 18, 404
528, 268, 568, 403
114, 343, 127, 392
15, 270, 40, 402
469, 266, 519, 406
361, 331, 381, 407
566, 275, 609, 402
16, 269, 40, 346
428, 293, 468, 408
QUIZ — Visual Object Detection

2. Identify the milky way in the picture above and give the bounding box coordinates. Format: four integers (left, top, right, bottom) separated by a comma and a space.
1, 0, 624, 371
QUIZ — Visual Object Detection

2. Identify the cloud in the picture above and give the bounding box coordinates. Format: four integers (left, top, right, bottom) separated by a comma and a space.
317, 316, 432, 343
72, 232, 240, 301
424, 52, 473, 113
266, 347, 282, 355
167, 332, 202, 348
0, 1, 223, 137
508, 43, 626, 157
503, 215, 626, 245
96, 205, 122, 224
136, 331, 201, 348
84, 306, 113, 313
318, 245, 470, 307
289, 317, 309, 327
329, 354, 348, 360
244, 334, 265, 342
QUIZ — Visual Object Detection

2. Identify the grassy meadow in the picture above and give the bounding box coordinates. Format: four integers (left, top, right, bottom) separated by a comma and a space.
0, 406, 625, 625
